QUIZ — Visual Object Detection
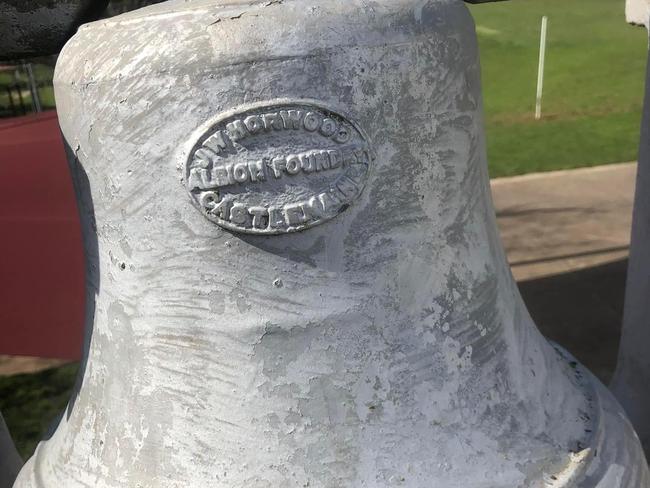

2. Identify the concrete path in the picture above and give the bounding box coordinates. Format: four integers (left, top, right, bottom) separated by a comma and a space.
0, 355, 67, 376
492, 162, 635, 282
491, 162, 637, 383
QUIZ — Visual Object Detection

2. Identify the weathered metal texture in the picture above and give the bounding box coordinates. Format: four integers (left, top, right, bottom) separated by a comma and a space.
13, 0, 650, 486
611, 14, 650, 455
0, 0, 108, 60
0, 413, 21, 488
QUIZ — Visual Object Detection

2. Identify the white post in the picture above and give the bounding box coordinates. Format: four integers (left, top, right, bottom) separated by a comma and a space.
535, 16, 548, 120
23, 62, 41, 113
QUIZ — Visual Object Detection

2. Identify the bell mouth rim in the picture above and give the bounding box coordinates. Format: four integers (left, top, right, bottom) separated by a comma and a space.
18, 347, 648, 488
543, 342, 599, 487
544, 342, 648, 488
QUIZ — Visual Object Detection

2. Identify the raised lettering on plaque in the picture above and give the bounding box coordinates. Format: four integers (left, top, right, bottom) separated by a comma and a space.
184, 102, 374, 234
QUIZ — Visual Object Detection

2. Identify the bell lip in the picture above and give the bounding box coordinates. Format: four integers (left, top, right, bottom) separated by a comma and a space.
545, 341, 650, 487
17, 345, 650, 487
544, 342, 599, 486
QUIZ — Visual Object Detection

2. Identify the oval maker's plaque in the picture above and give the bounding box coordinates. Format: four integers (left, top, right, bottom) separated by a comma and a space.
185, 102, 373, 234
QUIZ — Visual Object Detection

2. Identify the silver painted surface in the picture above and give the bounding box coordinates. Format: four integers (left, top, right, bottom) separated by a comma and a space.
13, 0, 650, 486
184, 101, 373, 234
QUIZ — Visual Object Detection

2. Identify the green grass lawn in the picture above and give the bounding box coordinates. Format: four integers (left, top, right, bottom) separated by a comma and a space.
0, 364, 78, 459
468, 0, 649, 177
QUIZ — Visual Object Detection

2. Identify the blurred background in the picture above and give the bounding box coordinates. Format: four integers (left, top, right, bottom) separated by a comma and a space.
0, 1, 158, 118
0, 0, 647, 460
473, 0, 647, 177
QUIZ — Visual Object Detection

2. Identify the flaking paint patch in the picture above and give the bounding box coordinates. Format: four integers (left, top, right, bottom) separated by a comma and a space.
12, 0, 649, 486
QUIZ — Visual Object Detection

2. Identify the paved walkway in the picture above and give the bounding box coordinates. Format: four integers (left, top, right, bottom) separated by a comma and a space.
492, 162, 635, 281
0, 163, 638, 381
0, 355, 67, 376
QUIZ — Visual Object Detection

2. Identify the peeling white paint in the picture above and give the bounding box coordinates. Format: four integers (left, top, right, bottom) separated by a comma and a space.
10, 0, 650, 487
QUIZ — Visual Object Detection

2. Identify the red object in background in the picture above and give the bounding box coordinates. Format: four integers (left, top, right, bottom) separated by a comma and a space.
0, 111, 84, 360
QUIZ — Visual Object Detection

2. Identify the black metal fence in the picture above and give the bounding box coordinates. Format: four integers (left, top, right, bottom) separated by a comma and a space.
0, 62, 55, 118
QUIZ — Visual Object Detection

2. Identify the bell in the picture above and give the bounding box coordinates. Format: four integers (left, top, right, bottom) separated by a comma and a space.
13, 0, 650, 486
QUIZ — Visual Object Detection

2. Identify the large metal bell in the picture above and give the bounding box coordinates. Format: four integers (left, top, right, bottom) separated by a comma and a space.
13, 0, 650, 486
